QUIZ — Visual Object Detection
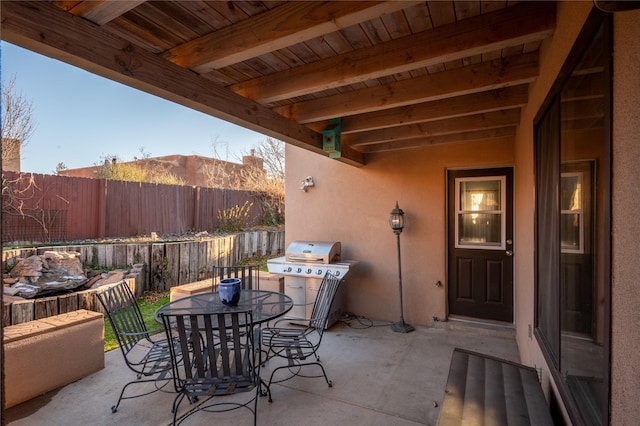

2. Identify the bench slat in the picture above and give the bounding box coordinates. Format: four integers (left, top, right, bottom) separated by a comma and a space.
462, 354, 485, 423
485, 358, 508, 426
503, 363, 531, 425
439, 349, 470, 424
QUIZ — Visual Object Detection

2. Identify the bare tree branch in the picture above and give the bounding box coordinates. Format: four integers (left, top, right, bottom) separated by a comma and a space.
1, 75, 35, 164
204, 137, 285, 225
2, 173, 68, 242
240, 138, 285, 224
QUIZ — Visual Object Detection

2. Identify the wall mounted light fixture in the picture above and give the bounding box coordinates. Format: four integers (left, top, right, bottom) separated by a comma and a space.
300, 176, 315, 192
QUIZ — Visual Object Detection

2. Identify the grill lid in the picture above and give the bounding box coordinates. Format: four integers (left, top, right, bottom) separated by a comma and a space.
285, 241, 341, 264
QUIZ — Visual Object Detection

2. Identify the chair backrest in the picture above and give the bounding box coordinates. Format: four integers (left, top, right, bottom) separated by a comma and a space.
161, 310, 257, 397
212, 265, 260, 291
310, 272, 342, 330
95, 281, 149, 355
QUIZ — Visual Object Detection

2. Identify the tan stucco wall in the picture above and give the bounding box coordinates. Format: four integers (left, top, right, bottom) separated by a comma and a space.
4, 310, 104, 408
611, 8, 640, 424
286, 137, 513, 326
286, 0, 594, 337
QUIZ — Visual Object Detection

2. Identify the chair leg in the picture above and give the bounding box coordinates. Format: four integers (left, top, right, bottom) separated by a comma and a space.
111, 376, 172, 413
259, 376, 272, 402
253, 387, 259, 426
112, 380, 138, 413
112, 390, 125, 413
266, 361, 332, 402
318, 363, 333, 387
172, 392, 186, 425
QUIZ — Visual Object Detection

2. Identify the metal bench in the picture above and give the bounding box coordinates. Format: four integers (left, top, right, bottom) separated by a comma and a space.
437, 348, 554, 426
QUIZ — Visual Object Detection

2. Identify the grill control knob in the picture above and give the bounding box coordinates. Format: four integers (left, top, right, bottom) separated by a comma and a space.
317, 270, 323, 275
306, 268, 312, 274
335, 271, 341, 276
296, 267, 302, 273
284, 267, 292, 273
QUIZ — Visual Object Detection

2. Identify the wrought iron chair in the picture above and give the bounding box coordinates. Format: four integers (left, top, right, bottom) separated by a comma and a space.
212, 264, 260, 291
159, 309, 261, 426
261, 272, 342, 402
95, 281, 177, 413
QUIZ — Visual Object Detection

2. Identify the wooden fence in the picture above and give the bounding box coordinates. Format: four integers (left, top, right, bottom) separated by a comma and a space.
1, 171, 263, 244
2, 229, 285, 326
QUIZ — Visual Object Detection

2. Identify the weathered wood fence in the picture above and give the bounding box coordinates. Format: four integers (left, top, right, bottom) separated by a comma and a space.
2, 229, 285, 326
1, 171, 264, 244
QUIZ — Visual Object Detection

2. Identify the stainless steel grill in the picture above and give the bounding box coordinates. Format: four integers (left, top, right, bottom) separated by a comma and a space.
285, 241, 341, 264
268, 241, 357, 328
269, 241, 353, 278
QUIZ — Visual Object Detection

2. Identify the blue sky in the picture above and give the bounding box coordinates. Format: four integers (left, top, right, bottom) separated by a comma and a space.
1, 42, 267, 174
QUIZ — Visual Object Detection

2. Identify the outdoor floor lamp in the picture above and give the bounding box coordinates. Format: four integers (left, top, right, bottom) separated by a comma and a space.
389, 201, 414, 333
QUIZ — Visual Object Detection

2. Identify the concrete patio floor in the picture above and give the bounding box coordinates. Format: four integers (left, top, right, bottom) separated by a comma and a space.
5, 318, 520, 426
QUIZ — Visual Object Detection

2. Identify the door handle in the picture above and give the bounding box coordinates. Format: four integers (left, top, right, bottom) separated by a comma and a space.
506, 250, 513, 256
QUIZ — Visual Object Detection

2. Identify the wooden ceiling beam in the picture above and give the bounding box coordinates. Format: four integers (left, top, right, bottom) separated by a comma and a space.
306, 85, 529, 134
345, 109, 521, 147
1, 1, 364, 167
276, 53, 538, 123
231, 1, 554, 103
357, 128, 516, 153
163, 1, 418, 72
55, 0, 146, 25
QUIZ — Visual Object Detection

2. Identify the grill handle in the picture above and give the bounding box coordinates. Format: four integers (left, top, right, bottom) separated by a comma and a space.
287, 256, 324, 262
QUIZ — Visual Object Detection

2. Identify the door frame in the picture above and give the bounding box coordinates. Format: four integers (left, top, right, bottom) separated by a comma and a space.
446, 166, 515, 323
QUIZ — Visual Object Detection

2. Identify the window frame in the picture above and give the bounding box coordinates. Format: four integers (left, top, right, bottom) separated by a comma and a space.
533, 9, 612, 425
560, 171, 585, 254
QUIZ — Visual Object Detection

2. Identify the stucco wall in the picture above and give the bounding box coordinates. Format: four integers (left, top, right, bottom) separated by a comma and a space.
286, 137, 513, 326
611, 8, 640, 424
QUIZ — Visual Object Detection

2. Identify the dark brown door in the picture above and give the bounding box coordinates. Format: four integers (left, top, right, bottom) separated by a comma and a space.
447, 168, 514, 322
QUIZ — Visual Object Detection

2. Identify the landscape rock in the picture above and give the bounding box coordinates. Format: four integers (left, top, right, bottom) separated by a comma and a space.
4, 251, 135, 299
91, 270, 126, 288
3, 286, 21, 296
41, 251, 85, 277
6, 252, 88, 298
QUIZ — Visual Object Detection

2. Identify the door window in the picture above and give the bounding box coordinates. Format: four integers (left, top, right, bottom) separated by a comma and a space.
455, 177, 505, 250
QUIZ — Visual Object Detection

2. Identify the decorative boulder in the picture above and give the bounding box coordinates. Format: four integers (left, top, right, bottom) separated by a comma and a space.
6, 252, 88, 298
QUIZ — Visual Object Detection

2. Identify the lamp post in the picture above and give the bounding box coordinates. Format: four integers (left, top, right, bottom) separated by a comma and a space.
389, 201, 414, 333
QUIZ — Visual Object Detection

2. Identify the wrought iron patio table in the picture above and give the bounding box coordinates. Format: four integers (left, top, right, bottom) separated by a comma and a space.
155, 289, 293, 406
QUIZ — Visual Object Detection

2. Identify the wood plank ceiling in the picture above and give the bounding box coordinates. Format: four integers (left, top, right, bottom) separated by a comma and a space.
1, 1, 556, 166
